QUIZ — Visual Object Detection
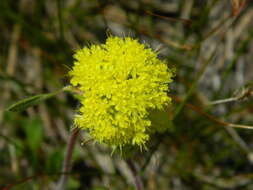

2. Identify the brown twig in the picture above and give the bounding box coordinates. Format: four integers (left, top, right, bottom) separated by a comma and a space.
231, 0, 247, 16
3, 172, 71, 190
126, 159, 144, 190
55, 128, 79, 190
145, 10, 192, 26
172, 95, 253, 130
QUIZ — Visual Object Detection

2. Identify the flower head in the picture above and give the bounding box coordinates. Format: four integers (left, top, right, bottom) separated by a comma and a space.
69, 36, 174, 149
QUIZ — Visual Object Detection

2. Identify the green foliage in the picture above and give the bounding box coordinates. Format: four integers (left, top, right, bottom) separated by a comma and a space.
22, 118, 44, 151
46, 150, 64, 174
7, 91, 61, 112
68, 177, 81, 189
149, 109, 173, 133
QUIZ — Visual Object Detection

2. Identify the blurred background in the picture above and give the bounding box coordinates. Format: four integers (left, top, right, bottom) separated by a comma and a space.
1, 0, 253, 189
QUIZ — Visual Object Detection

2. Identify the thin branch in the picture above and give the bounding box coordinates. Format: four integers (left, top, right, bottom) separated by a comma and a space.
55, 128, 79, 190
202, 14, 233, 42
56, 0, 64, 41
172, 95, 253, 130
145, 10, 192, 26
225, 127, 251, 153
140, 137, 163, 174
209, 97, 238, 105
173, 50, 217, 120
209, 87, 253, 105
126, 159, 144, 190
3, 172, 71, 190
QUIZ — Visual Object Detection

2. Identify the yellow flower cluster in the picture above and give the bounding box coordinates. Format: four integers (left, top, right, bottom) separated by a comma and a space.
69, 36, 174, 149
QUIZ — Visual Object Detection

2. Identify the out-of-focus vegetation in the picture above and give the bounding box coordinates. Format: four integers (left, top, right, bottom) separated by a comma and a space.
1, 0, 253, 189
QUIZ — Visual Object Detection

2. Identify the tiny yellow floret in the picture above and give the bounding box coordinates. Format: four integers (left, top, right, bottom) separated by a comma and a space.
69, 36, 174, 149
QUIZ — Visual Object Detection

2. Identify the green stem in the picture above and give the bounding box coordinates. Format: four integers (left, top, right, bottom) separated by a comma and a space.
56, 0, 64, 41
173, 49, 217, 121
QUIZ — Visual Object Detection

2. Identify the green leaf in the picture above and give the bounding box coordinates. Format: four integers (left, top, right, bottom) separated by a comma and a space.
46, 150, 64, 174
6, 86, 72, 112
7, 92, 57, 112
149, 109, 172, 133
23, 118, 44, 151
68, 177, 80, 189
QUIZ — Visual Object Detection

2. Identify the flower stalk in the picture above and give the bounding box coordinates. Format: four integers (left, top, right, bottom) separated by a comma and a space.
55, 128, 79, 190
126, 159, 144, 190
